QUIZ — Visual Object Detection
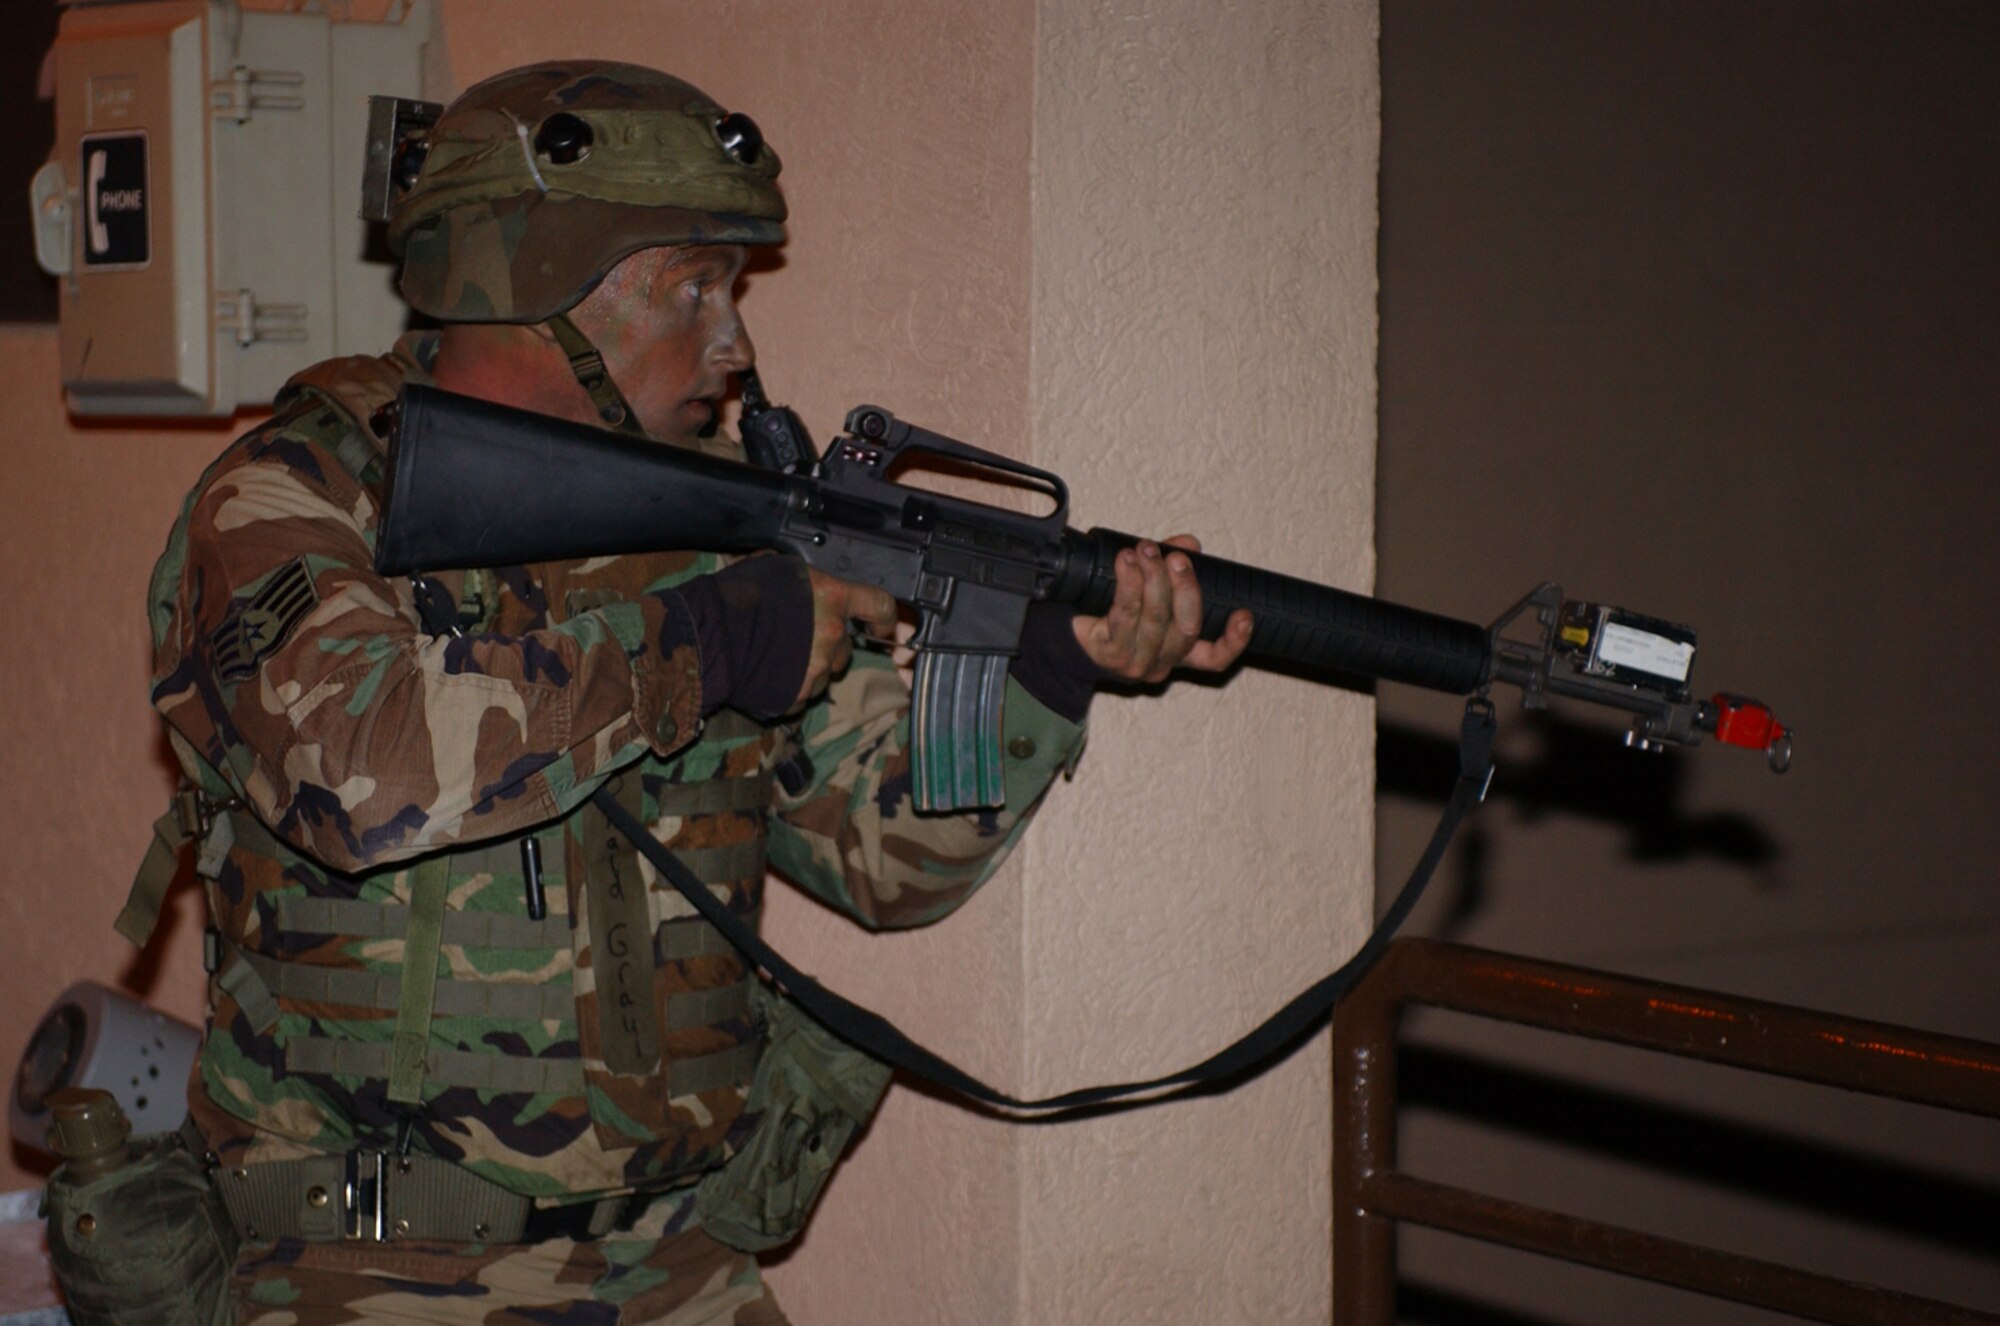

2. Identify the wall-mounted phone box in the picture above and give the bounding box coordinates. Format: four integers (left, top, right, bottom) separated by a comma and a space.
32, 0, 440, 417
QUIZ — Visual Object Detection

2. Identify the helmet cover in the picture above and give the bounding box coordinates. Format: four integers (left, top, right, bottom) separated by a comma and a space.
391, 61, 785, 322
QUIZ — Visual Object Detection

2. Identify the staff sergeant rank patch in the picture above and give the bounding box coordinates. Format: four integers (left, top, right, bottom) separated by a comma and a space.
212, 557, 318, 681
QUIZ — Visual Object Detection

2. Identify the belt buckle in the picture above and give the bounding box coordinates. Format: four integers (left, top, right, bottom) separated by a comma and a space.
342, 1150, 390, 1241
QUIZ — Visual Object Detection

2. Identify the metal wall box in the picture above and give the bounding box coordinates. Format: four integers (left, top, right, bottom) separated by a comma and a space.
34, 0, 441, 417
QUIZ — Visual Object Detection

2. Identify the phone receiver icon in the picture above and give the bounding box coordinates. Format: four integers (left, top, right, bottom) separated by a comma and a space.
86, 148, 109, 255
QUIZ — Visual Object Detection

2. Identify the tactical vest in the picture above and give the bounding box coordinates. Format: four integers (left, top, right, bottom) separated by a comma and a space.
137, 371, 786, 1200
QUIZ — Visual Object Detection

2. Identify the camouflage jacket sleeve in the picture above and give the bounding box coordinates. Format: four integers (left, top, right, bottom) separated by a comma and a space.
149, 385, 704, 874
765, 648, 1085, 929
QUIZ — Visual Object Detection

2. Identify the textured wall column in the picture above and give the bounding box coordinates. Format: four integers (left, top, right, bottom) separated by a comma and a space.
1021, 3, 1380, 1320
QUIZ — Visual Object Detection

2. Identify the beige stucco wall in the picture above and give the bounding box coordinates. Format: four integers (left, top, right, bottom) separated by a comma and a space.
3, 3, 1379, 1319
1017, 2, 1378, 1321
0, 329, 225, 1055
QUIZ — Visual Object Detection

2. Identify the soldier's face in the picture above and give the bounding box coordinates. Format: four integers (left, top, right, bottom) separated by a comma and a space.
570, 244, 755, 445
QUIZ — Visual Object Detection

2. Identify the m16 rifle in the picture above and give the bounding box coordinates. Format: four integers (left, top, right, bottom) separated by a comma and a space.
374, 374, 1789, 810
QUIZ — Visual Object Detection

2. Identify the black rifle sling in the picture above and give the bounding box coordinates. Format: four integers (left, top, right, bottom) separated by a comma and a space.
594, 696, 1497, 1115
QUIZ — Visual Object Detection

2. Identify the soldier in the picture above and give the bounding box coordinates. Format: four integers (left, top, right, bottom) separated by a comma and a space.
145, 61, 1251, 1323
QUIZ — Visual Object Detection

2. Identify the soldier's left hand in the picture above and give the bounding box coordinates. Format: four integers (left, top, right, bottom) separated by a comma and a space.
1072, 535, 1253, 683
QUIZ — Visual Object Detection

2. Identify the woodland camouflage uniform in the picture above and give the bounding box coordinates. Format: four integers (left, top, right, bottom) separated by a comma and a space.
146, 62, 1085, 1324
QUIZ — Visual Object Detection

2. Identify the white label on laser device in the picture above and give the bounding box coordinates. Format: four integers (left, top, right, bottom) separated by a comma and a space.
1598, 623, 1693, 682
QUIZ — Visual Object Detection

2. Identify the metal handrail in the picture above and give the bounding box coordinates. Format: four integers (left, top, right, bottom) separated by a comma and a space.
1332, 938, 2000, 1325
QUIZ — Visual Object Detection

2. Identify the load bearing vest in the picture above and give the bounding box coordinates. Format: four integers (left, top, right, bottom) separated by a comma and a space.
128, 709, 779, 1194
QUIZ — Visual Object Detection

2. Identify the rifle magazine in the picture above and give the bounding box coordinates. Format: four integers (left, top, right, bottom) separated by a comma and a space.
911, 651, 1010, 812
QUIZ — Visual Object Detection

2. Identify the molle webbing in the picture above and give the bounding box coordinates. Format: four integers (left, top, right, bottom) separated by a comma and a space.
662, 915, 752, 961
646, 763, 771, 954
284, 1037, 760, 1100
252, 738, 774, 1114
216, 944, 283, 1035
239, 948, 749, 1030
241, 949, 574, 1022
276, 895, 571, 949
657, 841, 766, 886
261, 905, 754, 983
286, 1038, 585, 1095
660, 982, 753, 1031
652, 768, 774, 816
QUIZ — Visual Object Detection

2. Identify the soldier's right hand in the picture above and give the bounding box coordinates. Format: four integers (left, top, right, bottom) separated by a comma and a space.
679, 557, 897, 720
797, 568, 898, 708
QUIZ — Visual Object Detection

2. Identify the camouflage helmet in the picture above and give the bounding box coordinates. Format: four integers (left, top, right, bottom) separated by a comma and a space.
390, 61, 785, 323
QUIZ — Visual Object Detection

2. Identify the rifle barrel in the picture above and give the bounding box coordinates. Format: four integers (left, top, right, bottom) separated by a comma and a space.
1055, 528, 1493, 695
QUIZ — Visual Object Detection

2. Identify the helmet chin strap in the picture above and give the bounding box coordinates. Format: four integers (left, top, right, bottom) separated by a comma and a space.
546, 313, 649, 438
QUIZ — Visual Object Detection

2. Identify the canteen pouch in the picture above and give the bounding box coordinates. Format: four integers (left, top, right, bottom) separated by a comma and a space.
694, 984, 891, 1252
43, 1131, 237, 1326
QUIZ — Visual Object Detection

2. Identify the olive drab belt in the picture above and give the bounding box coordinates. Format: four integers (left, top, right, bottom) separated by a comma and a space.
206, 1136, 667, 1245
